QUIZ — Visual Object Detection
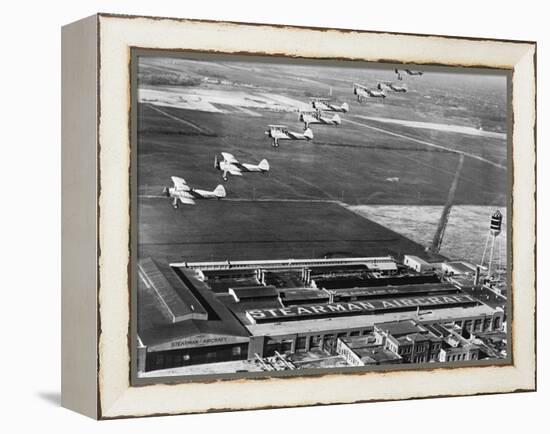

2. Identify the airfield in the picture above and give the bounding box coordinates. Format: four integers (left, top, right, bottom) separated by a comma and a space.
136, 57, 508, 265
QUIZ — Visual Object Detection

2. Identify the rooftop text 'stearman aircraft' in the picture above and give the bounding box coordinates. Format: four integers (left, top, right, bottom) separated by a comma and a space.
299, 110, 341, 129
265, 125, 313, 148
215, 152, 270, 181
162, 176, 226, 208
377, 81, 408, 93
310, 98, 349, 113
353, 83, 386, 101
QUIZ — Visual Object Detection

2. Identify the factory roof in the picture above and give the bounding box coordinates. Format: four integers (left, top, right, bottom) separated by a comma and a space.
199, 268, 258, 279
245, 303, 498, 337
340, 335, 378, 349
229, 285, 279, 302
375, 320, 426, 337
278, 288, 330, 302
443, 261, 477, 275
138, 258, 207, 322
404, 255, 430, 264
316, 273, 441, 290
339, 338, 402, 364
355, 347, 403, 364
138, 316, 250, 350
173, 256, 395, 270
138, 264, 250, 349
333, 282, 459, 299
367, 261, 398, 272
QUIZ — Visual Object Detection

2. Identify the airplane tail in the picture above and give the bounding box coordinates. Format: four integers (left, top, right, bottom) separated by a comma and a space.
303, 128, 314, 140
332, 114, 342, 125
258, 159, 270, 172
213, 184, 226, 198
341, 102, 349, 112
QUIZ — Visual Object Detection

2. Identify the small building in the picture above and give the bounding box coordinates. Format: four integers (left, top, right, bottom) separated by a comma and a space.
403, 255, 441, 273
439, 342, 480, 362
336, 335, 402, 367
438, 330, 481, 362
374, 320, 442, 363
442, 261, 477, 276
426, 322, 481, 362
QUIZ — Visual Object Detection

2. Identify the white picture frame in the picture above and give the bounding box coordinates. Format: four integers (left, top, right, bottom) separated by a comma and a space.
61, 13, 536, 419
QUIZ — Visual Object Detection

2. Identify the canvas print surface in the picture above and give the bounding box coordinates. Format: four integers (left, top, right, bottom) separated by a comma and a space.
133, 54, 509, 380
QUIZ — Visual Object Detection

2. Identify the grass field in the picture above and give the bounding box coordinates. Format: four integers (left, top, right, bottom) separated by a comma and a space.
349, 205, 507, 263
138, 200, 439, 263
137, 56, 508, 264
138, 104, 506, 206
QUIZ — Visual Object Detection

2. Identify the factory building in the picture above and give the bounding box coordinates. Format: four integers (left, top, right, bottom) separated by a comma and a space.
336, 319, 482, 366
137, 256, 506, 373
137, 259, 250, 372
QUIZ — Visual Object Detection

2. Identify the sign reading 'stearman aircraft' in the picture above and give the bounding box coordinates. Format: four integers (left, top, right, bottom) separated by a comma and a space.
246, 294, 477, 324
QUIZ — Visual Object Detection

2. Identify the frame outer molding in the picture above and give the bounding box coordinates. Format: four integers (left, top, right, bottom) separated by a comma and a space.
61, 13, 536, 419
61, 14, 99, 419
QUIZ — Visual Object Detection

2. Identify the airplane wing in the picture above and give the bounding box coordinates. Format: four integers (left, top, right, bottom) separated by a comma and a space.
353, 82, 368, 90
221, 152, 239, 164
177, 195, 196, 205
171, 176, 188, 190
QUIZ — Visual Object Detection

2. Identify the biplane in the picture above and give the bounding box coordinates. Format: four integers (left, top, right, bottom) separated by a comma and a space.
215, 152, 270, 181
265, 125, 314, 147
162, 177, 226, 209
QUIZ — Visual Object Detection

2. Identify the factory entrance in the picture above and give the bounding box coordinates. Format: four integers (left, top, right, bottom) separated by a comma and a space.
322, 334, 337, 355
265, 338, 293, 356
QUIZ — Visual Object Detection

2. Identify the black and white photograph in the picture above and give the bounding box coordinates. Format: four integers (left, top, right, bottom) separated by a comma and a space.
134, 53, 509, 380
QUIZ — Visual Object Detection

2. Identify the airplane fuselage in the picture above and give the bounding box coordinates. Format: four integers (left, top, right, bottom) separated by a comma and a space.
166, 185, 226, 208
355, 88, 386, 100
169, 187, 217, 200
219, 161, 264, 174
300, 112, 341, 128
268, 130, 300, 140
311, 101, 349, 113
390, 85, 407, 92
379, 82, 407, 93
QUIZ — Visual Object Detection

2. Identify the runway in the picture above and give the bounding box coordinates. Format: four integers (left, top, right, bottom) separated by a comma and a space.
343, 117, 506, 170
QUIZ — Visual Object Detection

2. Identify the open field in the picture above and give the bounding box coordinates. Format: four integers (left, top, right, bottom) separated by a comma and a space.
138, 200, 439, 263
138, 104, 506, 206
137, 56, 508, 265
348, 205, 507, 263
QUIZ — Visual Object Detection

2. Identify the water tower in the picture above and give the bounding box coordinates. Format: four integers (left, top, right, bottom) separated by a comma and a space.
480, 210, 503, 279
